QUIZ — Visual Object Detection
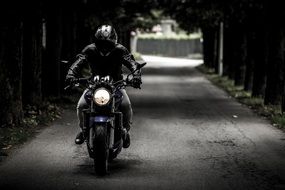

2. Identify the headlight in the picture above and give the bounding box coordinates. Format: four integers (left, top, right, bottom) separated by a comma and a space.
93, 88, 111, 106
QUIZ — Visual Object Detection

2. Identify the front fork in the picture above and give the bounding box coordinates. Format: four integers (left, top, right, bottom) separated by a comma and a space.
83, 109, 123, 151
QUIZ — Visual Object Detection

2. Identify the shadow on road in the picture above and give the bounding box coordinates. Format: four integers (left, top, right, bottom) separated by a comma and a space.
132, 65, 259, 124
73, 157, 143, 177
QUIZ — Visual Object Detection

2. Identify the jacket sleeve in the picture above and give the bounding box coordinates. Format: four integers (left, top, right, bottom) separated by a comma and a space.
121, 47, 139, 72
66, 46, 89, 78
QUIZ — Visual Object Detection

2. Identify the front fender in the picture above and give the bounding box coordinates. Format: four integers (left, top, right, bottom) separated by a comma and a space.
89, 116, 114, 149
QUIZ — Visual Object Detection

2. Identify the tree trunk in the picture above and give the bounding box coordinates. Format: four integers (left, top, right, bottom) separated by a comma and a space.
61, 7, 77, 60
42, 4, 63, 97
264, 3, 284, 105
223, 24, 235, 79
0, 17, 23, 127
213, 29, 219, 74
118, 29, 131, 51
244, 30, 254, 91
233, 25, 247, 86
251, 25, 267, 97
201, 27, 215, 69
264, 29, 284, 105
22, 3, 43, 106
61, 5, 78, 94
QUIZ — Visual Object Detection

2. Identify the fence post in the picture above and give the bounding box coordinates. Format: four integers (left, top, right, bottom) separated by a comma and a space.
218, 22, 224, 76
130, 31, 137, 54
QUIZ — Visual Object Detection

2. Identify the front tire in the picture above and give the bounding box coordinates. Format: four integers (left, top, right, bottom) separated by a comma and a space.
93, 125, 109, 175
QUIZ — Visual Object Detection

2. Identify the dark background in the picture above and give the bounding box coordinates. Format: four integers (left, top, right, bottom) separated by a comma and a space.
0, 0, 285, 129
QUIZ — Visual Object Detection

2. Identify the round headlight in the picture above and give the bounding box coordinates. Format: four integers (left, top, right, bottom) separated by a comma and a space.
93, 88, 111, 106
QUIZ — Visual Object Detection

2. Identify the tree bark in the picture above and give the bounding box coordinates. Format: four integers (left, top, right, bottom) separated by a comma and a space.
42, 4, 63, 97
0, 16, 23, 127
243, 30, 254, 91
264, 31, 284, 105
61, 4, 78, 94
118, 29, 132, 51
201, 27, 216, 69
251, 25, 267, 97
223, 24, 235, 79
22, 2, 43, 106
233, 25, 247, 86
264, 3, 284, 105
213, 29, 219, 74
61, 4, 77, 60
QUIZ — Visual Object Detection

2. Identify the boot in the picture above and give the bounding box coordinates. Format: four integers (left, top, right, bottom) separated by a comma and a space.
75, 131, 85, 145
123, 130, 130, 148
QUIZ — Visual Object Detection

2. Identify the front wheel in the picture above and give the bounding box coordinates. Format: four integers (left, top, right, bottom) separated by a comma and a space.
93, 125, 109, 175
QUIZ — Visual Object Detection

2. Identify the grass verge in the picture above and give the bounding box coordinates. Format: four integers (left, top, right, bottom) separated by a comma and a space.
0, 95, 78, 159
197, 64, 285, 130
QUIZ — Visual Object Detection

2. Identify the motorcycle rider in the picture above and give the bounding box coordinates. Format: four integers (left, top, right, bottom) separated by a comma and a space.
65, 25, 142, 148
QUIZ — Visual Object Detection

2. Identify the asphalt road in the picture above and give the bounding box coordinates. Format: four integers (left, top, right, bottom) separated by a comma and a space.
1, 55, 285, 190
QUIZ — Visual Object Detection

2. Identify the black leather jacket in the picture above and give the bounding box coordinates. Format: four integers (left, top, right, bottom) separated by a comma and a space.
66, 43, 139, 82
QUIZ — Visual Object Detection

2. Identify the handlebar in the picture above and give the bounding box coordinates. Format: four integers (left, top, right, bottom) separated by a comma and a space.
64, 78, 89, 90
125, 62, 146, 83
64, 62, 147, 91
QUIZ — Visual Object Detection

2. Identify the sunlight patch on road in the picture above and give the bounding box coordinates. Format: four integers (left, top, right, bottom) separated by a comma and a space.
141, 55, 203, 68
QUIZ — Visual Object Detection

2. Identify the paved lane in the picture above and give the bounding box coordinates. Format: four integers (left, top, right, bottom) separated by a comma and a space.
1, 55, 285, 190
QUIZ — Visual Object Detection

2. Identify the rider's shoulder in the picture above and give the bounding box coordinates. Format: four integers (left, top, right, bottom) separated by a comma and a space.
115, 43, 129, 53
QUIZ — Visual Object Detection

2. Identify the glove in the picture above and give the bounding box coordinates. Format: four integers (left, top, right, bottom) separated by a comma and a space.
65, 75, 76, 85
131, 75, 142, 89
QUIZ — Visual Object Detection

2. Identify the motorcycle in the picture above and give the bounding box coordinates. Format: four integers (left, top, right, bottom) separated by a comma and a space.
65, 62, 146, 175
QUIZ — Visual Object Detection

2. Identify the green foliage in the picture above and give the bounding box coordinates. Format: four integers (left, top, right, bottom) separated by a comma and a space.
160, 0, 266, 32
0, 127, 34, 151
84, 0, 161, 31
131, 9, 163, 31
0, 101, 62, 155
272, 115, 285, 129
160, 0, 224, 31
23, 102, 62, 126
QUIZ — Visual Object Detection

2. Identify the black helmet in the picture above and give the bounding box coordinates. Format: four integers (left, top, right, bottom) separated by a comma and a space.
94, 25, 118, 55
95, 25, 118, 43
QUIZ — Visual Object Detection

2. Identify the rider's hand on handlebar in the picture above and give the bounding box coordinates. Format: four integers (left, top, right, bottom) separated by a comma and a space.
65, 76, 76, 85
133, 69, 141, 76
131, 75, 142, 89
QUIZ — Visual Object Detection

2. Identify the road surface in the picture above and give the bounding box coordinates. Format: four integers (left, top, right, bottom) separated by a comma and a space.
1, 55, 285, 190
